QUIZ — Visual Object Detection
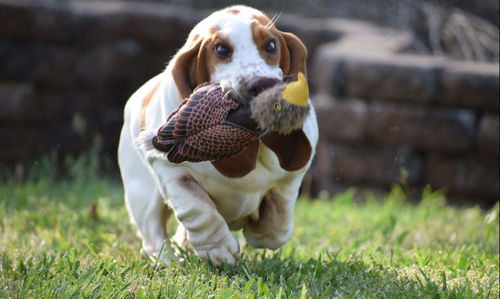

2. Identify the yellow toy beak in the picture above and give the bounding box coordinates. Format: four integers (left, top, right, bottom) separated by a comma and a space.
281, 72, 309, 107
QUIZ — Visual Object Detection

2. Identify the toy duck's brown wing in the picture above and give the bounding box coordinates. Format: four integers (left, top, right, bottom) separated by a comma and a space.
157, 84, 234, 143
151, 98, 189, 153
152, 82, 258, 163
167, 124, 258, 163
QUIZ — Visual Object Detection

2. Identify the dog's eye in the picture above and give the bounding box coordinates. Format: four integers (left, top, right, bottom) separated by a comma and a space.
264, 40, 277, 54
215, 44, 232, 59
273, 101, 281, 112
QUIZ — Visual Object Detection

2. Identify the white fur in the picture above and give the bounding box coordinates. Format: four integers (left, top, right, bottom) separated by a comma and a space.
118, 5, 318, 265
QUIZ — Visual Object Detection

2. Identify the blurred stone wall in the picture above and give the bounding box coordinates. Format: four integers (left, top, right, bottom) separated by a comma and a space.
311, 21, 499, 205
0, 0, 498, 205
0, 0, 202, 161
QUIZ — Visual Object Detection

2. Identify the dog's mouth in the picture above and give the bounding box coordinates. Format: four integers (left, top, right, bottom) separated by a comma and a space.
226, 76, 282, 104
245, 76, 282, 97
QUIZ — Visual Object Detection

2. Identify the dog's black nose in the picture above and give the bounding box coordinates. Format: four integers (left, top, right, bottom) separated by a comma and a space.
246, 76, 281, 97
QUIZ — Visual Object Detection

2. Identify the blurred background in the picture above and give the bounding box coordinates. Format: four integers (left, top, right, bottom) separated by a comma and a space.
0, 0, 498, 206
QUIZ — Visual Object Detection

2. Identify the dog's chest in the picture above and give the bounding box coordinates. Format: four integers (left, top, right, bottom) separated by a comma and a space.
186, 143, 287, 222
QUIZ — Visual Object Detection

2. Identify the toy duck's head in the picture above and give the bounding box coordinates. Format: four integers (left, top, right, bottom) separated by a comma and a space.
250, 72, 310, 134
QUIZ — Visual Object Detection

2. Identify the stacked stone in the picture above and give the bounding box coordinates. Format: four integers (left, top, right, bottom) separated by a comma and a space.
312, 23, 499, 205
0, 0, 201, 161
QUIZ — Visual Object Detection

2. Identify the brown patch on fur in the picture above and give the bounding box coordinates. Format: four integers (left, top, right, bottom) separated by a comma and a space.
253, 14, 307, 79
253, 14, 272, 27
251, 21, 281, 67
205, 32, 232, 76
227, 8, 240, 14
172, 39, 204, 101
208, 25, 219, 34
177, 175, 216, 208
172, 25, 232, 101
262, 129, 312, 171
280, 32, 307, 79
245, 190, 287, 236
191, 34, 200, 43
211, 139, 259, 178
139, 81, 161, 130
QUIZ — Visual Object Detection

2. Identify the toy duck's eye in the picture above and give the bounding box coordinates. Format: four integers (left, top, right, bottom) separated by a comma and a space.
215, 43, 232, 59
273, 102, 281, 112
265, 39, 277, 54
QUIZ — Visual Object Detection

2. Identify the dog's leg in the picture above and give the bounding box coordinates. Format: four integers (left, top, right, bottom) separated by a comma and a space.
119, 127, 175, 263
136, 130, 238, 265
127, 191, 173, 262
149, 162, 240, 266
243, 181, 300, 249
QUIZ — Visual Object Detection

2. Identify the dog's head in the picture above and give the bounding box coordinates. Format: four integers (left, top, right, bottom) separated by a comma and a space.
171, 5, 307, 101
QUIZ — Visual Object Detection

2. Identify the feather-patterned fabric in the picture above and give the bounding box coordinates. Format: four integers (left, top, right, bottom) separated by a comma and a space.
153, 82, 259, 163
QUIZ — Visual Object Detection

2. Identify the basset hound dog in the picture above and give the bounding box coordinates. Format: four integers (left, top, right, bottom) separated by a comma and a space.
118, 5, 318, 265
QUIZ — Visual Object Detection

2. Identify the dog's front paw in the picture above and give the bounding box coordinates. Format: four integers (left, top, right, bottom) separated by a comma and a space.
194, 234, 240, 266
140, 244, 177, 266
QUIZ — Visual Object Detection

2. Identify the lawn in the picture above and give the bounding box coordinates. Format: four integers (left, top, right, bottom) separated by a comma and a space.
0, 153, 498, 298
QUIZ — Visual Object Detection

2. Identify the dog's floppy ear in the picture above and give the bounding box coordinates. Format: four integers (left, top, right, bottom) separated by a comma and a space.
172, 39, 210, 101
278, 31, 307, 80
262, 129, 312, 171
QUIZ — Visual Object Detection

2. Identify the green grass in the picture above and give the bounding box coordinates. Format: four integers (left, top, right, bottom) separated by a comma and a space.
0, 153, 498, 298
